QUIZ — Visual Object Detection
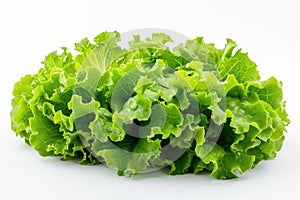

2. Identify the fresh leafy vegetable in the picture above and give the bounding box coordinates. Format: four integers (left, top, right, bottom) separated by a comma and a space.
11, 31, 289, 179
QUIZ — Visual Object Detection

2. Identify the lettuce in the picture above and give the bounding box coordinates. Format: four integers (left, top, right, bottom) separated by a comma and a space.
11, 31, 289, 179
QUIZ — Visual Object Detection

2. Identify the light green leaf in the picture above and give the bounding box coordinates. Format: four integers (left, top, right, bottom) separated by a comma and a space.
29, 106, 67, 156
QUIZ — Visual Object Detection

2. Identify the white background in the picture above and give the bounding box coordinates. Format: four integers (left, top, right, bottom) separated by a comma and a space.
1, 0, 299, 199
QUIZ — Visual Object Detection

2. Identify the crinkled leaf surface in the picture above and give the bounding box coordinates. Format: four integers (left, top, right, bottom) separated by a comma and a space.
11, 31, 289, 179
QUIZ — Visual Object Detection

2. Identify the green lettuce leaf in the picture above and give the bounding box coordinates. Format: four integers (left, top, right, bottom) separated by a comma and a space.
11, 31, 289, 179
